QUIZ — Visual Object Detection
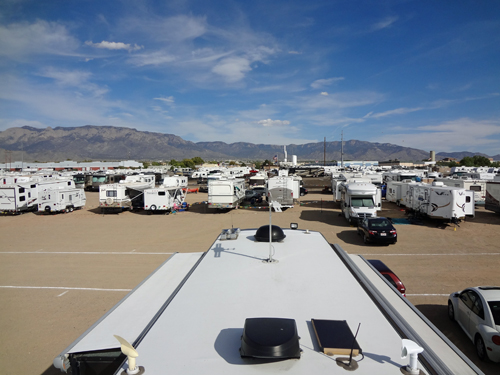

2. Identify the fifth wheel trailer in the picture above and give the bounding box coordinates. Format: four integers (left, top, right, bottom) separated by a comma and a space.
485, 176, 500, 214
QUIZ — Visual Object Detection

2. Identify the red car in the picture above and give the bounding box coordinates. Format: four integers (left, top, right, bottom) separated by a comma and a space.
367, 259, 406, 296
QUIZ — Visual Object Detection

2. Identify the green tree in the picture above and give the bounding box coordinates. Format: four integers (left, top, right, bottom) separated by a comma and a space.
460, 156, 474, 167
472, 155, 491, 167
192, 156, 204, 165
254, 161, 262, 169
182, 159, 196, 169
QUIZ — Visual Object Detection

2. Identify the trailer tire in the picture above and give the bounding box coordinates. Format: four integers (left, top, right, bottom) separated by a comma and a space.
44, 206, 51, 213
150, 205, 157, 211
69, 206, 74, 212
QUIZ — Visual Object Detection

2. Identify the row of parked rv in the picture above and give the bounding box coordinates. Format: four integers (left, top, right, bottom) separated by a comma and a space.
0, 174, 86, 214
330, 167, 500, 225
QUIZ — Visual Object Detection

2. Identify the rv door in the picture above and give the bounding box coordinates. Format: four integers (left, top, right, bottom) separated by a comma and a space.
464, 191, 475, 217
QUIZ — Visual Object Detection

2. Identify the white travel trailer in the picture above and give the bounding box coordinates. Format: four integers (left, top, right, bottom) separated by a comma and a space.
339, 181, 382, 224
207, 178, 246, 210
434, 177, 487, 205
383, 170, 426, 183
53, 225, 483, 375
0, 183, 38, 214
385, 180, 421, 207
38, 188, 86, 214
406, 182, 475, 222
485, 175, 500, 214
143, 176, 188, 212
99, 174, 155, 212
267, 176, 300, 208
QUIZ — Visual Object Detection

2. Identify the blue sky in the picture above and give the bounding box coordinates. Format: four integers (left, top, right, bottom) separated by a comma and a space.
1, 0, 500, 155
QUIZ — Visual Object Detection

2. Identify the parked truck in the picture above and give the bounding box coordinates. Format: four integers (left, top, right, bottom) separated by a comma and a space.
339, 181, 382, 224
207, 178, 246, 210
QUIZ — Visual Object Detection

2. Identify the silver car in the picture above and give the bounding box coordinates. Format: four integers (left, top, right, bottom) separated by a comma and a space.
448, 286, 500, 362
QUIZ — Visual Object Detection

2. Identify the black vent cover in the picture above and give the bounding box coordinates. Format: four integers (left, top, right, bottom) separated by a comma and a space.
254, 225, 286, 242
240, 317, 301, 359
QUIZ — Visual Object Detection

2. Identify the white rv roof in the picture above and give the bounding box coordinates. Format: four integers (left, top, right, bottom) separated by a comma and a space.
55, 228, 482, 374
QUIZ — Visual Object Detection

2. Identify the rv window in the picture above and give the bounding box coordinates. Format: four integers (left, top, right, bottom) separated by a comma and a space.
68, 181, 71, 186
28, 192, 31, 198
61, 194, 64, 199
470, 186, 481, 192
20, 196, 26, 201
106, 190, 118, 197
19, 187, 25, 193
466, 196, 471, 203
31, 184, 36, 188
158, 191, 166, 196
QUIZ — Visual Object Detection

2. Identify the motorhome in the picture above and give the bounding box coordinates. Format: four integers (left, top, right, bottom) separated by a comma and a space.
88, 173, 126, 191
339, 181, 382, 224
485, 175, 500, 214
143, 176, 188, 212
248, 172, 268, 189
406, 182, 475, 222
267, 175, 300, 208
207, 178, 246, 210
54, 224, 484, 375
99, 174, 155, 212
38, 188, 86, 214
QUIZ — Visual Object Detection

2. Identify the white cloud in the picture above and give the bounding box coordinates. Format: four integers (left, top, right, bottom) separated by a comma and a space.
371, 16, 399, 31
0, 20, 79, 59
212, 56, 252, 82
85, 40, 143, 52
37, 67, 108, 97
364, 106, 424, 119
258, 119, 290, 127
311, 77, 345, 89
371, 118, 500, 153
128, 51, 177, 66
321, 92, 328, 96
154, 96, 175, 104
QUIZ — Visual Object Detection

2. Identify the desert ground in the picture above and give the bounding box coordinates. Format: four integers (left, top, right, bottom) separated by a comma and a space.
1, 178, 499, 375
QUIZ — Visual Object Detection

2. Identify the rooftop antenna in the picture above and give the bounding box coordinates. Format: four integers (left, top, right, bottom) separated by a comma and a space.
263, 191, 279, 263
336, 323, 361, 370
284, 145, 287, 163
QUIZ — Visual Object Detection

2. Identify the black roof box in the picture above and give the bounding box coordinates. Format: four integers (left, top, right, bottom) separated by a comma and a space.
255, 225, 286, 242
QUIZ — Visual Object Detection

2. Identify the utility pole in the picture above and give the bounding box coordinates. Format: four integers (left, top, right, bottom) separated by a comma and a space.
341, 131, 344, 169
324, 137, 326, 166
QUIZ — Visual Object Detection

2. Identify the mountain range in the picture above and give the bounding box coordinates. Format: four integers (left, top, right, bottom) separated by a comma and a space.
0, 125, 497, 163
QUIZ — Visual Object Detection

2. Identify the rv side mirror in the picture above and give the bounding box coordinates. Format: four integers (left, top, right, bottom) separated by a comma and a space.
378, 203, 381, 207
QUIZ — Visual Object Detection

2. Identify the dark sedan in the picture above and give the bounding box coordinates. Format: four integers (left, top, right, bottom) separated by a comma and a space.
357, 217, 397, 245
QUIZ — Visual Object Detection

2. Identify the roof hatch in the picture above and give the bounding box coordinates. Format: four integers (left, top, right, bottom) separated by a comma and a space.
240, 318, 301, 359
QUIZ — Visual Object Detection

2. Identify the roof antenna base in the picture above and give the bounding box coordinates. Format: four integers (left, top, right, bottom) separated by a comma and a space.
262, 258, 279, 263
120, 366, 146, 375
335, 357, 359, 371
